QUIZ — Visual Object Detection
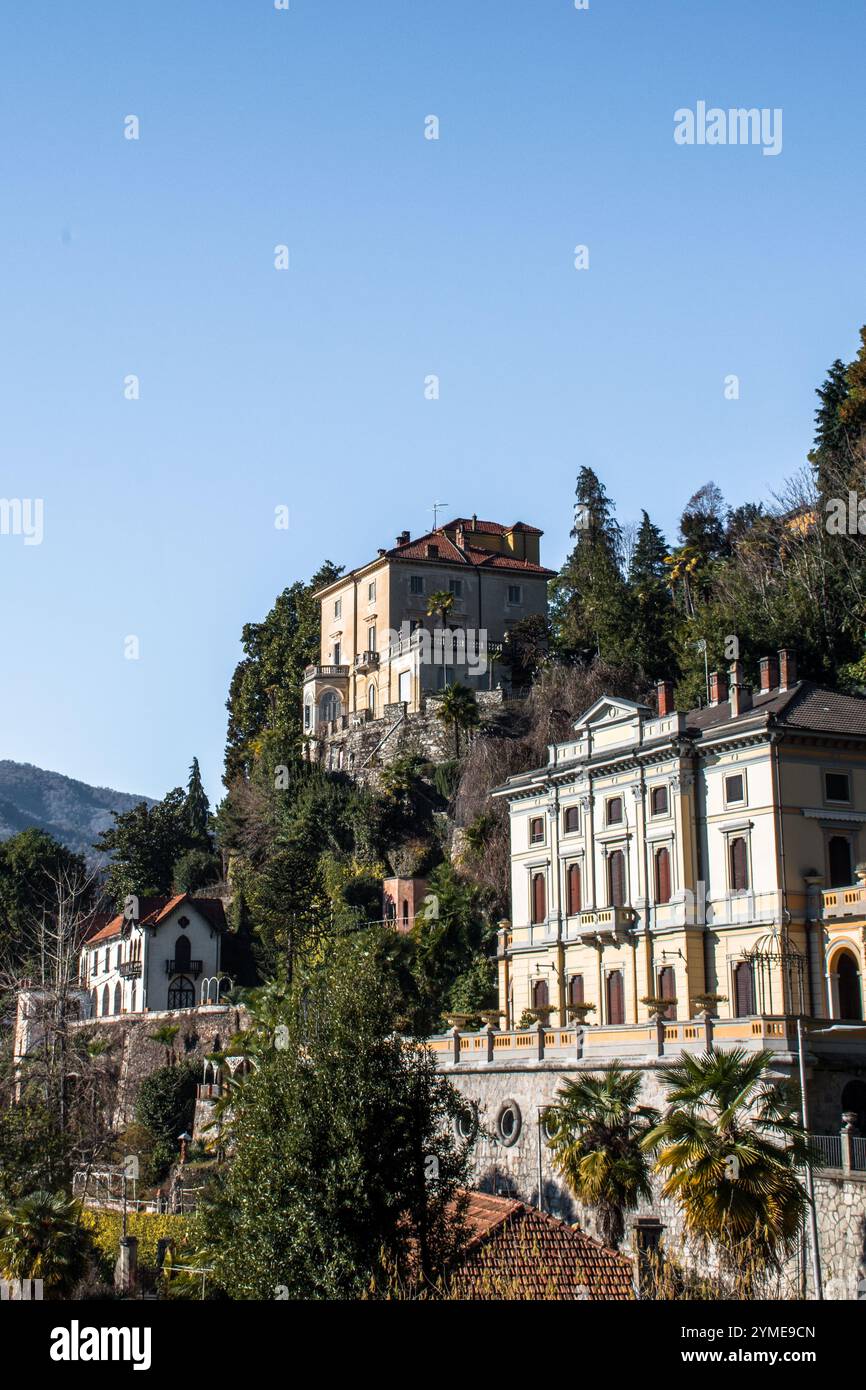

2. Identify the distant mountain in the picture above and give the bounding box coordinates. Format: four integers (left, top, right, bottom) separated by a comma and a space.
0, 761, 155, 860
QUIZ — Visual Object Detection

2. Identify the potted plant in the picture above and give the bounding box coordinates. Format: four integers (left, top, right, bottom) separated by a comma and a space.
566, 1001, 597, 1023
641, 994, 677, 1019
692, 992, 728, 1016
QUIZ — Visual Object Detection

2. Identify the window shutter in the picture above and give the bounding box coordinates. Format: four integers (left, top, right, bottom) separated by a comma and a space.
533, 979, 549, 1010
531, 873, 546, 924
567, 863, 581, 915
734, 961, 754, 1016
607, 970, 625, 1025
609, 850, 625, 907
730, 837, 748, 891
569, 974, 584, 1007
659, 965, 677, 1020
655, 847, 671, 904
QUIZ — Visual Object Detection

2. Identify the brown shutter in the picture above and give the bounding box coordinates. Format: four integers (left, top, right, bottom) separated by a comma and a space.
609, 850, 625, 907
730, 837, 748, 891
532, 872, 546, 924
655, 847, 671, 904
607, 970, 625, 1025
569, 974, 584, 1007
533, 978, 549, 1010
659, 965, 677, 1020
734, 961, 754, 1016
567, 863, 581, 915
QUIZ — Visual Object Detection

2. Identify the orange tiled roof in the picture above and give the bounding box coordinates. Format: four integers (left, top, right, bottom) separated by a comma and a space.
440, 517, 543, 536
84, 894, 226, 945
449, 1192, 634, 1300
388, 529, 554, 576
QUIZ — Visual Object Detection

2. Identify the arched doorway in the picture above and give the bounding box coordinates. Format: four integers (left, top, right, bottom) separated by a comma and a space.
836, 949, 863, 1020
318, 690, 341, 725
168, 976, 195, 1010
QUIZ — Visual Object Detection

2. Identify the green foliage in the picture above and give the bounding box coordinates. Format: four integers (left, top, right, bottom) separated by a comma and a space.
546, 1064, 659, 1248
445, 953, 498, 1016
435, 683, 480, 756
643, 1049, 814, 1285
94, 788, 188, 904
550, 466, 630, 663
0, 830, 90, 969
198, 945, 473, 1298
0, 1191, 89, 1295
81, 1209, 191, 1275
134, 1062, 199, 1179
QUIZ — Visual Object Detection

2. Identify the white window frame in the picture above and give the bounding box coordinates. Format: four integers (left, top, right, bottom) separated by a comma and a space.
723, 769, 747, 809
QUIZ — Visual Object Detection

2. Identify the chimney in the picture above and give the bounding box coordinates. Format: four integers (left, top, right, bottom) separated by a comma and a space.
778, 648, 797, 691
708, 670, 728, 707
471, 513, 478, 529
396, 530, 410, 547
758, 654, 779, 693
728, 660, 752, 717
656, 679, 675, 717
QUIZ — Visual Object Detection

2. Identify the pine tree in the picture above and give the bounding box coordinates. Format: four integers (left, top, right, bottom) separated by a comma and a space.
627, 511, 675, 679
185, 757, 211, 848
809, 357, 852, 495
550, 467, 628, 661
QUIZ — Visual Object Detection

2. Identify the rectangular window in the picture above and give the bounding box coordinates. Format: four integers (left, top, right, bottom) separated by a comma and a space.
334, 598, 342, 619
507, 584, 522, 604
730, 836, 749, 891
724, 772, 745, 806
563, 805, 580, 834
825, 772, 851, 804
606, 796, 623, 826
650, 785, 669, 817
333, 642, 341, 666
368, 580, 376, 602
449, 579, 463, 596
367, 627, 377, 653
410, 575, 424, 595
529, 816, 544, 845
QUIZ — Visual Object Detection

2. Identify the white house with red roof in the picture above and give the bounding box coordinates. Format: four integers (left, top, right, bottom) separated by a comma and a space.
80, 893, 227, 1017
303, 514, 554, 737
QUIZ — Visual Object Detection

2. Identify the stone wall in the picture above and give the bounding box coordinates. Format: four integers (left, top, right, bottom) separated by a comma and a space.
444, 1055, 866, 1299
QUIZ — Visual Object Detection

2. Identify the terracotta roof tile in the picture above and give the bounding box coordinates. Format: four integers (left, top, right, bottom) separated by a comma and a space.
83, 894, 226, 946
449, 1192, 634, 1300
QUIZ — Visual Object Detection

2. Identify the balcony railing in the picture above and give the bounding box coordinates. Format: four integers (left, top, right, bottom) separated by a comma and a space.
303, 664, 349, 680
166, 959, 202, 978
821, 884, 866, 919
118, 960, 142, 979
353, 650, 380, 673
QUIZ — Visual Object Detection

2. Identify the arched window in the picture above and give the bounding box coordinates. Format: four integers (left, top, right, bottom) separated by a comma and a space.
101, 985, 109, 1017
730, 837, 749, 891
113, 982, 121, 1015
606, 970, 625, 1025
733, 960, 754, 1016
829, 836, 853, 889
654, 846, 671, 904
532, 978, 549, 1011
168, 976, 195, 1010
658, 965, 677, 1020
567, 863, 581, 916
836, 950, 863, 1020
402, 899, 410, 929
606, 797, 623, 826
568, 974, 584, 1008
318, 691, 341, 725
531, 872, 546, 925
174, 935, 191, 971
608, 850, 626, 907
368, 683, 376, 716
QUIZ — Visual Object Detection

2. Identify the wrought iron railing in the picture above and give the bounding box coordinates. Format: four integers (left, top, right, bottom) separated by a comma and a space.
166, 959, 202, 978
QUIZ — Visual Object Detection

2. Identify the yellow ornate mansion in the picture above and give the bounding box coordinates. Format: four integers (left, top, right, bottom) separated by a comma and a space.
302, 515, 553, 737
493, 651, 866, 1031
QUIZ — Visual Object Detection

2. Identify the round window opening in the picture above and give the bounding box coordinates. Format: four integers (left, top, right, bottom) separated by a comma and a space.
496, 1100, 522, 1147
456, 1108, 477, 1142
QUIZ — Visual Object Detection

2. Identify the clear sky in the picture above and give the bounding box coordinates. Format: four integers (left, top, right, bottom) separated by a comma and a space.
1, 0, 864, 807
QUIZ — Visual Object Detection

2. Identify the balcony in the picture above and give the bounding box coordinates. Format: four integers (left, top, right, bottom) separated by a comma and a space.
353, 650, 380, 674
166, 959, 202, 978
304, 664, 349, 681
574, 907, 637, 943
821, 884, 866, 919
118, 960, 142, 979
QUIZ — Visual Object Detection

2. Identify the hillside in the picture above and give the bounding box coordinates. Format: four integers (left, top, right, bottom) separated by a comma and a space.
0, 761, 154, 859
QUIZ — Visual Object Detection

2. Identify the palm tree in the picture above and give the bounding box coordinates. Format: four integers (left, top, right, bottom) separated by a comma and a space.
642, 1048, 814, 1288
0, 1191, 86, 1294
435, 682, 479, 757
426, 589, 455, 690
546, 1064, 659, 1247
150, 1023, 180, 1065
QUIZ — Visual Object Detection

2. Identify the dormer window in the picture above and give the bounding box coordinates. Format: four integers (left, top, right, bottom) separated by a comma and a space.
427, 543, 439, 558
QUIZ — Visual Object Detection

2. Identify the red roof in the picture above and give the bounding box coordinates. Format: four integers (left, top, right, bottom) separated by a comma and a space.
84, 894, 227, 946
449, 1192, 634, 1300
441, 517, 543, 536
388, 529, 554, 576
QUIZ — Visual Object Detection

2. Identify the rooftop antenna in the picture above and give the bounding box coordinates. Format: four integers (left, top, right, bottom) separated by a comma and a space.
432, 500, 449, 530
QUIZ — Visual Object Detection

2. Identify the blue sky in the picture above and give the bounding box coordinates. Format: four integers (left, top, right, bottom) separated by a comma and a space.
1, 0, 864, 806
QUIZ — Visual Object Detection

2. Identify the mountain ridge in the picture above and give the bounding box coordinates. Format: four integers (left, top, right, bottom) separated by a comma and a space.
0, 760, 155, 859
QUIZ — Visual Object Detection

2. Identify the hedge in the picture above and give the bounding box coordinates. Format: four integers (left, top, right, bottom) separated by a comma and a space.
81, 1209, 192, 1274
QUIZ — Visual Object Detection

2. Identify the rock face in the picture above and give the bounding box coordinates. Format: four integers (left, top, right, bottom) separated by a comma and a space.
0, 760, 154, 858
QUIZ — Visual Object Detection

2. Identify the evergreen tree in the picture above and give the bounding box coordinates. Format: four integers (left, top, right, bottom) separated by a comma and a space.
808, 357, 851, 495
550, 467, 628, 661
184, 757, 211, 848
94, 789, 189, 905
627, 511, 674, 679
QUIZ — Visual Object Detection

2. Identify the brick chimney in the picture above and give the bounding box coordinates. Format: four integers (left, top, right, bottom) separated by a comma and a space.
396, 530, 410, 546
708, 670, 728, 707
778, 648, 797, 691
758, 654, 780, 693
728, 660, 752, 717
656, 679, 675, 716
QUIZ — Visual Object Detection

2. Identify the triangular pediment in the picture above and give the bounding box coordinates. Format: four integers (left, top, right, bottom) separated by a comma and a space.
572, 696, 649, 733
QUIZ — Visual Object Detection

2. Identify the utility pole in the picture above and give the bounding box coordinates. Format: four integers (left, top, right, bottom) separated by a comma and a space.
796, 1017, 823, 1300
